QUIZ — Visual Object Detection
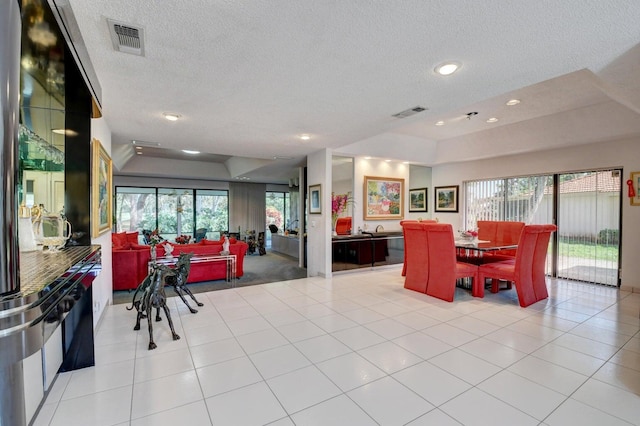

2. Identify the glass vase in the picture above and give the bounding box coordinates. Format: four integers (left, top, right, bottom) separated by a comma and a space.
150, 245, 157, 261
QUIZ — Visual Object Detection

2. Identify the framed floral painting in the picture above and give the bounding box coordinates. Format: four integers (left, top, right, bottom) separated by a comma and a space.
92, 138, 112, 237
364, 176, 404, 220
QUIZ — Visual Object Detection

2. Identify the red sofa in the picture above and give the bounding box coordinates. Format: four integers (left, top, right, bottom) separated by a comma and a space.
112, 232, 248, 291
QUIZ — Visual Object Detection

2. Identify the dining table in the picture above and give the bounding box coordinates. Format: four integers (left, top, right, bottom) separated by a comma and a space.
454, 239, 519, 265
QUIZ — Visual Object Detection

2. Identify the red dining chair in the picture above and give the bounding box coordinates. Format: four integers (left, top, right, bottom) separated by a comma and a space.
335, 217, 352, 235
475, 224, 557, 307
400, 219, 437, 276
423, 223, 478, 302
477, 220, 524, 261
401, 222, 429, 293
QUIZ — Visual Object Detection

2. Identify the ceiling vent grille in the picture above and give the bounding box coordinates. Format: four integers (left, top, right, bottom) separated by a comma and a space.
131, 140, 160, 147
108, 19, 145, 56
392, 106, 427, 119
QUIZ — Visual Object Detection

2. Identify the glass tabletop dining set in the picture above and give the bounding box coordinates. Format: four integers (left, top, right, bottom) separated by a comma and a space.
400, 220, 557, 307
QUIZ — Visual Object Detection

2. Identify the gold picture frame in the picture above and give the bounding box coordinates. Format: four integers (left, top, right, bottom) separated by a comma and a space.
630, 171, 640, 206
92, 138, 112, 237
364, 176, 404, 220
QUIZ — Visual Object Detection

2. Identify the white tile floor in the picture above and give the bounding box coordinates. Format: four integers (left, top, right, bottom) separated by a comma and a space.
33, 267, 640, 426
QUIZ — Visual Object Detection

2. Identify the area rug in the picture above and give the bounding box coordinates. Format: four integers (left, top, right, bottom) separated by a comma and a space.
112, 250, 307, 305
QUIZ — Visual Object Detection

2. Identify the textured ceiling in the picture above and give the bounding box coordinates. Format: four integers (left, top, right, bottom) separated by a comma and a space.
64, 0, 640, 183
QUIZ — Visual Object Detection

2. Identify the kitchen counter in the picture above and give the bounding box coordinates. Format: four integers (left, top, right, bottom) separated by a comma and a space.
332, 231, 403, 272
271, 234, 300, 259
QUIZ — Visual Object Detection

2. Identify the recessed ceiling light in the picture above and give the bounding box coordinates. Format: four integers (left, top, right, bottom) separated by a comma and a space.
163, 112, 181, 121
435, 121, 445, 126
403, 161, 410, 164
52, 128, 78, 136
182, 149, 200, 154
364, 156, 372, 160
136, 151, 142, 155
135, 146, 142, 150
506, 99, 521, 106
299, 134, 310, 141
434, 61, 461, 76
486, 117, 499, 123
385, 159, 391, 162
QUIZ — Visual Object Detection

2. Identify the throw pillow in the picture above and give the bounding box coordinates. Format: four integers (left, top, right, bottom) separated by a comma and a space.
125, 231, 139, 244
112, 232, 127, 248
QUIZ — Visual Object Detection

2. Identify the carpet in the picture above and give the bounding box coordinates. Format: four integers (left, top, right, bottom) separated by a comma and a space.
112, 250, 307, 305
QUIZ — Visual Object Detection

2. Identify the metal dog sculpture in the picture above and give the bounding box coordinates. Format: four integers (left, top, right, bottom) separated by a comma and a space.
128, 263, 180, 350
127, 270, 161, 323
165, 252, 204, 313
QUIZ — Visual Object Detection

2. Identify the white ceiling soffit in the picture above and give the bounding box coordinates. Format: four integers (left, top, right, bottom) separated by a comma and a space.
224, 157, 274, 178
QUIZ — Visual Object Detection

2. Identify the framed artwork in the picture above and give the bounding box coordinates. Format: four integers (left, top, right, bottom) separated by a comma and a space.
409, 187, 428, 212
309, 184, 322, 214
630, 171, 640, 206
364, 176, 404, 220
92, 138, 112, 237
434, 185, 459, 212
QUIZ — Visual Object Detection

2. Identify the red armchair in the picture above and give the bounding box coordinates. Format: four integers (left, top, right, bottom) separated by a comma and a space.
475, 224, 557, 307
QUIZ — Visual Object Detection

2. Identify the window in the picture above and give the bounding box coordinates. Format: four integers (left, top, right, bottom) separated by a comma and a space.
115, 186, 229, 242
157, 188, 193, 241
266, 191, 289, 245
115, 187, 157, 241
464, 175, 553, 230
195, 189, 229, 240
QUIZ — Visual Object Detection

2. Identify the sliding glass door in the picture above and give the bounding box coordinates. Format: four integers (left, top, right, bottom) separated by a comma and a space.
556, 170, 621, 286
464, 169, 621, 286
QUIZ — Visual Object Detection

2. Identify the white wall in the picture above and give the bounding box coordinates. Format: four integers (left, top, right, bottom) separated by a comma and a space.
306, 149, 331, 277
91, 117, 113, 326
353, 158, 413, 233
306, 155, 432, 275
431, 137, 640, 292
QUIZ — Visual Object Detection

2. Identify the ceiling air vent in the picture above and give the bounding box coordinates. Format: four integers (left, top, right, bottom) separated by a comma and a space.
107, 19, 145, 56
392, 106, 427, 119
131, 140, 160, 147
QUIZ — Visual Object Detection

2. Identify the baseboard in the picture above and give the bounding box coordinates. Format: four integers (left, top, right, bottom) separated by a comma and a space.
619, 284, 640, 293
